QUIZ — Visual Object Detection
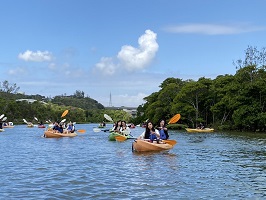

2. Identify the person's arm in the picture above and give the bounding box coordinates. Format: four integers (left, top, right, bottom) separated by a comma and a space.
155, 129, 160, 138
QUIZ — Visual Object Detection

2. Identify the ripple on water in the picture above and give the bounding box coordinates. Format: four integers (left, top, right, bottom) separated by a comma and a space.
0, 126, 265, 199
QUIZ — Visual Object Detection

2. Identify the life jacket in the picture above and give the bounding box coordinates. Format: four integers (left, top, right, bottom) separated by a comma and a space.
149, 132, 157, 141
159, 129, 167, 140
67, 125, 73, 131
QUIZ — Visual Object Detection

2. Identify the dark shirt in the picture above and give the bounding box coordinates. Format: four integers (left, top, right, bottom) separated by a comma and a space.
53, 125, 63, 133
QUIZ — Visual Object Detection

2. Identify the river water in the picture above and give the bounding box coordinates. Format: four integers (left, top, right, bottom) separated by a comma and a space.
0, 124, 265, 199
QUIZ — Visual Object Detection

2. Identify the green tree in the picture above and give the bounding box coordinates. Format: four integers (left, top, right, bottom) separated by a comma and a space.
0, 80, 20, 93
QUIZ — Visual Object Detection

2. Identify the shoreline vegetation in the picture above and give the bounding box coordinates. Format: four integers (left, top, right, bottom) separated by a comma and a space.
1, 47, 266, 133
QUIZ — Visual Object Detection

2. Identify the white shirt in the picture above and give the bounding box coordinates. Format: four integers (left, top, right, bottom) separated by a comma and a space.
120, 126, 131, 136
138, 129, 160, 139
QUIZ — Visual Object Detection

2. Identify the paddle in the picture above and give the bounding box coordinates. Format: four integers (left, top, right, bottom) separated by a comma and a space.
23, 119, 28, 124
61, 110, 69, 118
0, 114, 4, 120
60, 119, 66, 123
34, 117, 38, 121
93, 128, 101, 132
77, 129, 86, 133
104, 114, 113, 122
115, 135, 127, 142
2, 116, 7, 121
162, 139, 177, 146
168, 114, 181, 124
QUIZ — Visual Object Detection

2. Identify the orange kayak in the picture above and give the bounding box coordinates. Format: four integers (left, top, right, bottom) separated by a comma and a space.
132, 139, 175, 152
44, 131, 77, 138
185, 128, 214, 133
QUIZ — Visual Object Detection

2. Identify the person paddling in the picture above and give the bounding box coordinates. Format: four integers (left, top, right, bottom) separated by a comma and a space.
156, 119, 169, 140
66, 122, 75, 133
138, 121, 160, 142
53, 121, 63, 133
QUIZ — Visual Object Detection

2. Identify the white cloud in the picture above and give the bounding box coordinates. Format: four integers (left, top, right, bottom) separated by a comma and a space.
116, 93, 147, 106
163, 23, 266, 35
95, 57, 118, 75
95, 29, 159, 75
8, 67, 26, 75
48, 63, 56, 70
18, 50, 53, 62
117, 29, 159, 71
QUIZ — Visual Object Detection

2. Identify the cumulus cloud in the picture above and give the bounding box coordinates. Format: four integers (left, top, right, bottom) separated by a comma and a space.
95, 29, 159, 75
18, 50, 53, 62
111, 92, 147, 107
95, 57, 118, 75
163, 23, 266, 35
117, 30, 159, 71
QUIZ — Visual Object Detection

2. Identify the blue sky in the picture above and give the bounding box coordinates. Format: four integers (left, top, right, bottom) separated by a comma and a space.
1, 0, 265, 107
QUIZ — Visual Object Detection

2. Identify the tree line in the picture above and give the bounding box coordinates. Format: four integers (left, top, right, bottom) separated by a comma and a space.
0, 89, 131, 124
2, 46, 266, 131
134, 46, 266, 132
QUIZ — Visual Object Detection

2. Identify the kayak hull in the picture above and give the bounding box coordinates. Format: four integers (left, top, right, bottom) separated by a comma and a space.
185, 128, 214, 133
44, 131, 77, 138
132, 139, 174, 152
3, 126, 14, 128
108, 132, 131, 141
108, 132, 122, 141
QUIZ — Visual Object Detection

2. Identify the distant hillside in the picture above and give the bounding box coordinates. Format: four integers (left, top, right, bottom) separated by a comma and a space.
0, 92, 45, 101
50, 95, 104, 109
0, 91, 105, 109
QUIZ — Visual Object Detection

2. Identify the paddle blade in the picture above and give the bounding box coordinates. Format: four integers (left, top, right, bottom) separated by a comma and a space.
0, 114, 4, 120
115, 135, 127, 142
60, 119, 66, 123
168, 114, 181, 124
93, 128, 101, 133
162, 139, 177, 146
77, 129, 86, 133
2, 117, 7, 121
61, 110, 69, 118
34, 117, 38, 121
104, 114, 113, 122
23, 119, 28, 124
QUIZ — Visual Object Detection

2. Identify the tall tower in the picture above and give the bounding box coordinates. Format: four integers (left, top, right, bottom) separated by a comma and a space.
109, 92, 112, 107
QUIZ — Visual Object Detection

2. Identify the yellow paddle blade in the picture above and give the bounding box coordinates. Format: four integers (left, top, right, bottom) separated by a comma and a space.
162, 140, 177, 146
168, 114, 181, 124
115, 135, 127, 142
77, 129, 86, 133
61, 110, 69, 118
